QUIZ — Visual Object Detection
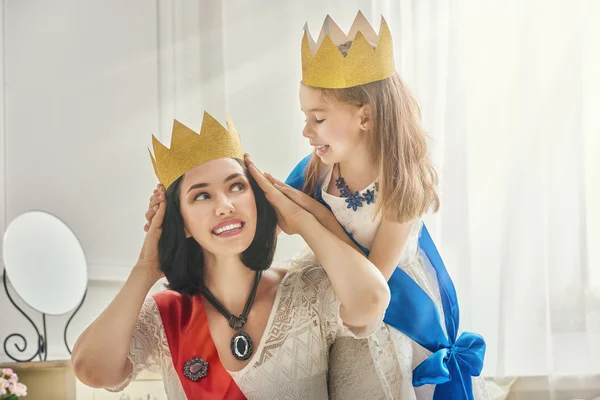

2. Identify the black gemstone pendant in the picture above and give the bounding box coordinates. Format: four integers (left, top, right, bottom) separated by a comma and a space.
183, 357, 209, 381
230, 330, 253, 361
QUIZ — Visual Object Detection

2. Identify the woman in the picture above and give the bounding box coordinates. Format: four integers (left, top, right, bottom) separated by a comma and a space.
71, 113, 390, 399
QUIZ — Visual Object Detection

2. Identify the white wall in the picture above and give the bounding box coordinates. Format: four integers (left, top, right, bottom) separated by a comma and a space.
0, 0, 160, 362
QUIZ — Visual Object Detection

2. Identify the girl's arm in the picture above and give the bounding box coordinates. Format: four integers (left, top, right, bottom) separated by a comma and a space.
267, 172, 412, 281
246, 158, 390, 329
295, 215, 391, 327
367, 218, 414, 280
300, 198, 413, 281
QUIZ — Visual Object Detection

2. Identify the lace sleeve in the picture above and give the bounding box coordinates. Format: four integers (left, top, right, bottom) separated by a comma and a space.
310, 265, 384, 340
105, 297, 163, 392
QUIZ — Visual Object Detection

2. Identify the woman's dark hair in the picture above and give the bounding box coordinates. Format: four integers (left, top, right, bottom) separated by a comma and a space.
158, 158, 278, 296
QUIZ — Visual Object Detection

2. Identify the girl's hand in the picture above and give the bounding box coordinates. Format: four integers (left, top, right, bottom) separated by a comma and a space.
244, 154, 311, 235
261, 172, 331, 222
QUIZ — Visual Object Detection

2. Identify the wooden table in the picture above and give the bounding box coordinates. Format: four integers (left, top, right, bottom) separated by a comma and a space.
0, 360, 76, 399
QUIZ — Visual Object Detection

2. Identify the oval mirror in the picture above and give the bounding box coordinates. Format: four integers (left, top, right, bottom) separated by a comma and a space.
2, 211, 87, 315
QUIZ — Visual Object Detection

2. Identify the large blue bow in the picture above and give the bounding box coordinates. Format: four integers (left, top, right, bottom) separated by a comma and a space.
412, 331, 485, 393
285, 155, 486, 399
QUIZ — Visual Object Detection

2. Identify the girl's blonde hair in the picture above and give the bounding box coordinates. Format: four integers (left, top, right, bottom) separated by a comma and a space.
302, 67, 440, 223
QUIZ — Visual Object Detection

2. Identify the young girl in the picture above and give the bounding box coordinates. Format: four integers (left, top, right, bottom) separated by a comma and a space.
74, 113, 390, 399
279, 12, 490, 400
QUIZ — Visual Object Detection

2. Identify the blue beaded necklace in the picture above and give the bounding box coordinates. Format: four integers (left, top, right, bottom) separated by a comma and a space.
334, 163, 378, 211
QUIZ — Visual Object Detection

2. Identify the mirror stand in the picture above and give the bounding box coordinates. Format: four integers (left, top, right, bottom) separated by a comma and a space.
2, 270, 87, 362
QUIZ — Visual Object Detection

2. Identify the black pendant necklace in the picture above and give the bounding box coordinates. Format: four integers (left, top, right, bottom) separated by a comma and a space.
200, 270, 262, 361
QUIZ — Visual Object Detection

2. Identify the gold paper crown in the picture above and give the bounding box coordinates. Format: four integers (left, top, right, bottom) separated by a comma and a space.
301, 11, 395, 89
149, 112, 244, 188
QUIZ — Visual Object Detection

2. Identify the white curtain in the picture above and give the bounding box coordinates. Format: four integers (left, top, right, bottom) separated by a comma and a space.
379, 0, 600, 385
158, 0, 600, 384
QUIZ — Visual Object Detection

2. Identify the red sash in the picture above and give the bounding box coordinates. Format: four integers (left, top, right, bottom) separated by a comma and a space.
152, 291, 247, 400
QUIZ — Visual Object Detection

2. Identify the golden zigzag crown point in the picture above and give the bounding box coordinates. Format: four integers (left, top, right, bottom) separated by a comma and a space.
149, 112, 244, 189
301, 11, 395, 89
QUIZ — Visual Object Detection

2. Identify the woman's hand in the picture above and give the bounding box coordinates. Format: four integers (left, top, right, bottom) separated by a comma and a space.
244, 154, 311, 235
136, 184, 166, 282
143, 184, 165, 232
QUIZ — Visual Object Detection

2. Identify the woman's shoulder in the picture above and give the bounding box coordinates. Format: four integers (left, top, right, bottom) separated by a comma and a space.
151, 289, 192, 313
146, 290, 202, 329
273, 259, 330, 298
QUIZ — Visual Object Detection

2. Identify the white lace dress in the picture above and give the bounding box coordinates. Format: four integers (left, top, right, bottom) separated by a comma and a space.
107, 260, 383, 399
313, 164, 491, 400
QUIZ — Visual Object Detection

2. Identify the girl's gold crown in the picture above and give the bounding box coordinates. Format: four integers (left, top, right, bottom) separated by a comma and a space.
301, 11, 395, 89
149, 112, 244, 188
